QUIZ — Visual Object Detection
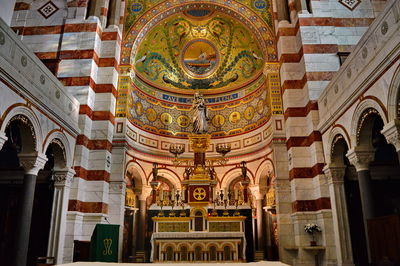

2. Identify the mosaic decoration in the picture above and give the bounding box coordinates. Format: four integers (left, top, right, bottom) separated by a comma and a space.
338, 0, 361, 10
127, 78, 270, 137
133, 12, 264, 90
121, 1, 276, 65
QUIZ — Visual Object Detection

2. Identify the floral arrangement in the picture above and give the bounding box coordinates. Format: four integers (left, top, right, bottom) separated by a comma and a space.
304, 223, 322, 234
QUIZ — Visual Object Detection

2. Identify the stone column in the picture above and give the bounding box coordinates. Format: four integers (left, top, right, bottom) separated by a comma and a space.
137, 185, 151, 256
256, 198, 265, 251
346, 148, 375, 262
381, 119, 400, 164
109, 181, 126, 262
47, 168, 75, 264
13, 152, 47, 266
323, 165, 354, 266
0, 132, 7, 150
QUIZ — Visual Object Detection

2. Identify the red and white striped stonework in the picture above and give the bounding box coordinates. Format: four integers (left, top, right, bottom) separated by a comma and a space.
11, 0, 123, 262
273, 0, 385, 261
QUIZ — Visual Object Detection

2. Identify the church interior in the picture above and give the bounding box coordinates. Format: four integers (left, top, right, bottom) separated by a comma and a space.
0, 0, 400, 265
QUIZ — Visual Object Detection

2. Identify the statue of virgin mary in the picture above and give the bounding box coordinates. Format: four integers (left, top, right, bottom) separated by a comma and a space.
191, 93, 209, 134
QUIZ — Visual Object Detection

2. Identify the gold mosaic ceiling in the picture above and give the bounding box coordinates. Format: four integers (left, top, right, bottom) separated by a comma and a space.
132, 10, 266, 92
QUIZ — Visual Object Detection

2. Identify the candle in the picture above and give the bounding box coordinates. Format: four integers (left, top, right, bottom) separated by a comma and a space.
182, 188, 185, 201
235, 189, 238, 200
160, 188, 164, 201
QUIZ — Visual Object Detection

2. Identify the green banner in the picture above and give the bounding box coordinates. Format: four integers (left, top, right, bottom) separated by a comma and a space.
89, 224, 119, 262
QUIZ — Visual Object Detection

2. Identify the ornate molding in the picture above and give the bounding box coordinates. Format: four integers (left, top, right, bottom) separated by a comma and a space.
381, 119, 400, 152
53, 169, 75, 187
323, 165, 346, 185
18, 152, 48, 175
346, 148, 374, 172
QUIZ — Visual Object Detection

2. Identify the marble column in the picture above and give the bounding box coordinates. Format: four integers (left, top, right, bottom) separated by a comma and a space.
0, 132, 7, 150
323, 165, 354, 266
381, 119, 400, 164
47, 168, 75, 264
346, 148, 375, 262
12, 152, 47, 266
256, 198, 265, 251
137, 199, 147, 251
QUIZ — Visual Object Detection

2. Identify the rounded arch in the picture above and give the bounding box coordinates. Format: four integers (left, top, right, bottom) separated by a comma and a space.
326, 125, 351, 165
149, 167, 182, 190
125, 161, 146, 191
42, 130, 73, 168
190, 207, 207, 217
254, 159, 274, 190
1, 105, 43, 153
387, 64, 400, 121
220, 166, 255, 190
351, 99, 387, 146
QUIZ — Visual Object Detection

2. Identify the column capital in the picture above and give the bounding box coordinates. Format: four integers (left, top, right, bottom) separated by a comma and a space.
346, 147, 374, 172
323, 165, 346, 185
18, 152, 48, 175
139, 185, 152, 200
248, 185, 264, 200
53, 168, 75, 187
0, 132, 7, 150
381, 119, 400, 152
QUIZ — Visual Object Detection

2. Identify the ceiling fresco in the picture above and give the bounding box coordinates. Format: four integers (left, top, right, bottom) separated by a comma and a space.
133, 11, 264, 91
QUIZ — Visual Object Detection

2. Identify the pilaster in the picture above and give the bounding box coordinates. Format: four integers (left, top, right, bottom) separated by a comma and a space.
323, 165, 354, 266
48, 168, 75, 264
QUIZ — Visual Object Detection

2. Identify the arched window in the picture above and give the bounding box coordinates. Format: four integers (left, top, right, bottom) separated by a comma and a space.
223, 246, 231, 261
194, 211, 203, 231
166, 246, 174, 261
180, 245, 188, 261
209, 246, 217, 261
194, 246, 202, 261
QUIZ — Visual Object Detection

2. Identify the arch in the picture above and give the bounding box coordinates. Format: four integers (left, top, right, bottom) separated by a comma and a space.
194, 245, 203, 261
42, 130, 73, 168
209, 245, 217, 261
190, 207, 207, 217
149, 167, 182, 190
220, 166, 255, 190
350, 99, 387, 146
1, 105, 43, 153
326, 125, 351, 165
125, 161, 146, 192
387, 64, 400, 121
254, 159, 274, 194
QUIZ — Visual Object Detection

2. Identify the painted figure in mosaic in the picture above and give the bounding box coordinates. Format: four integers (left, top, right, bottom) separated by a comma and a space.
191, 92, 209, 134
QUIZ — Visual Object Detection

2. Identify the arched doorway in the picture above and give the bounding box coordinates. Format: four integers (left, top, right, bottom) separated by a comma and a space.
347, 109, 400, 264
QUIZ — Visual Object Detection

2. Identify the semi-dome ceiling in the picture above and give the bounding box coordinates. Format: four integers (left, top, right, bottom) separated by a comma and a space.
132, 10, 265, 92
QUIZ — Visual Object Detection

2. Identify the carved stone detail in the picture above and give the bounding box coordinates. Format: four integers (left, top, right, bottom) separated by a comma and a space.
323, 165, 346, 185
381, 119, 400, 152
18, 152, 48, 175
346, 148, 374, 172
53, 169, 75, 187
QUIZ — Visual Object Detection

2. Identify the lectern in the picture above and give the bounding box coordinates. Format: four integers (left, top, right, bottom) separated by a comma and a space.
89, 224, 119, 262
